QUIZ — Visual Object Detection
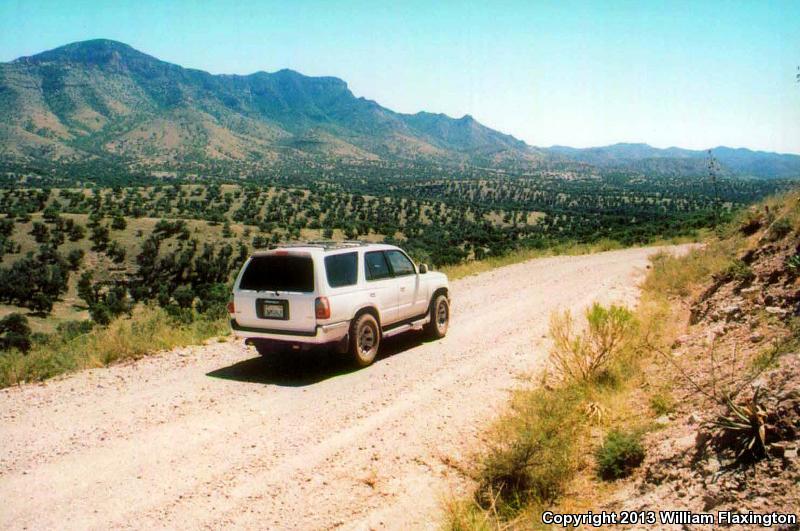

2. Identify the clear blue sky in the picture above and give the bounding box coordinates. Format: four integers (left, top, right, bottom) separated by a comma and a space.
1, 0, 798, 153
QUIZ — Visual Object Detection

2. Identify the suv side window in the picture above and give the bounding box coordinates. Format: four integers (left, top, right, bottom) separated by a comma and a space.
325, 252, 358, 287
364, 251, 391, 281
386, 250, 416, 276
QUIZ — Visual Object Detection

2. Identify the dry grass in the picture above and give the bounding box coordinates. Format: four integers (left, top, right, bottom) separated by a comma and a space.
445, 248, 696, 529
0, 305, 228, 387
445, 297, 662, 528
447, 190, 800, 528
440, 234, 701, 281
642, 237, 740, 298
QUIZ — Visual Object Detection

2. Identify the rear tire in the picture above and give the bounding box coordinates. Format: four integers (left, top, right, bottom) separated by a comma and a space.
425, 294, 449, 339
349, 313, 381, 367
252, 339, 279, 357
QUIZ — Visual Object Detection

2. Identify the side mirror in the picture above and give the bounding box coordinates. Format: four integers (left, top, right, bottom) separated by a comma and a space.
418, 263, 428, 274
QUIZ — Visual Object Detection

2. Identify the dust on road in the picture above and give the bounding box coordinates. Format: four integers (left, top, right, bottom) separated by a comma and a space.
0, 245, 690, 530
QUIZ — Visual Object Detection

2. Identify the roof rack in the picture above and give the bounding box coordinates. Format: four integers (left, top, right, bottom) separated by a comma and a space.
266, 240, 372, 251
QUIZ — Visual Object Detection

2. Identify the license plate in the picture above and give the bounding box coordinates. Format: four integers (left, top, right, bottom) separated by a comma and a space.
260, 300, 286, 319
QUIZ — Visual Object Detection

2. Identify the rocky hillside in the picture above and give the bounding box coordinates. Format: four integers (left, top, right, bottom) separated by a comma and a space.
0, 39, 537, 167
608, 194, 800, 522
2, 39, 798, 179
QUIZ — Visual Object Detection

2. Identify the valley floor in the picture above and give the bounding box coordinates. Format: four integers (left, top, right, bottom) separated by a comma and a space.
0, 245, 690, 530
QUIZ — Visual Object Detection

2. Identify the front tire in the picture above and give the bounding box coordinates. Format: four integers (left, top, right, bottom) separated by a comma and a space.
425, 294, 450, 339
349, 313, 381, 367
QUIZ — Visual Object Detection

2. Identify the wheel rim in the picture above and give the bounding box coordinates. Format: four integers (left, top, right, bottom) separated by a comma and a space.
436, 300, 448, 331
358, 322, 376, 357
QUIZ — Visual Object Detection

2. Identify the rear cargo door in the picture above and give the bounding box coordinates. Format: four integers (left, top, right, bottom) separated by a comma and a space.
233, 253, 317, 333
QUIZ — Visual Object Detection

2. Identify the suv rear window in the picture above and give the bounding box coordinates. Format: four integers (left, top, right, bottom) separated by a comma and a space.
239, 255, 314, 292
325, 252, 358, 287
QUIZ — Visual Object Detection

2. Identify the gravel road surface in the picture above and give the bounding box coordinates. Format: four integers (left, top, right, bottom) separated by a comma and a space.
0, 245, 689, 530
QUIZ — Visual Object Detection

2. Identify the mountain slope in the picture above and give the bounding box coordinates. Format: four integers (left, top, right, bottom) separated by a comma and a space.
547, 143, 800, 179
0, 39, 538, 166
1, 39, 797, 178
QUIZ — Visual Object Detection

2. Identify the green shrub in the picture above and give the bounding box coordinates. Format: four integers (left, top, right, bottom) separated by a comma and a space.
172, 285, 195, 309
195, 282, 230, 318
475, 385, 583, 516
0, 313, 32, 353
718, 259, 754, 283
595, 429, 645, 480
55, 320, 94, 340
649, 391, 675, 415
549, 303, 635, 383
767, 218, 792, 241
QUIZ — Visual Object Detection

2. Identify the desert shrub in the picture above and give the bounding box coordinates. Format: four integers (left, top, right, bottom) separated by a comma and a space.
172, 285, 195, 309
549, 303, 635, 383
106, 241, 126, 263
649, 390, 675, 415
66, 249, 84, 270
111, 214, 127, 230
0, 313, 32, 353
595, 429, 645, 480
476, 385, 583, 516
88, 304, 113, 325
67, 223, 85, 241
78, 273, 131, 324
55, 320, 94, 341
195, 282, 230, 318
164, 304, 195, 324
89, 224, 110, 251
30, 292, 54, 314
718, 259, 754, 283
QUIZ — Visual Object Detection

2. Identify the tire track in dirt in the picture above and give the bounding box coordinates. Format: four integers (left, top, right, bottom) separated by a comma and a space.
0, 245, 690, 530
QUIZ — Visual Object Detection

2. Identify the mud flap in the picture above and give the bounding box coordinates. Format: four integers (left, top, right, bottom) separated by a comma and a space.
335, 333, 350, 354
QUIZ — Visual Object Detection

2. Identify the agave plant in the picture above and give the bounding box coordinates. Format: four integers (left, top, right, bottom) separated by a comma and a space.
710, 387, 768, 460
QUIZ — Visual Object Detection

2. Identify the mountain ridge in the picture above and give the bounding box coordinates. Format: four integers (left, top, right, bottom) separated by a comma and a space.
0, 39, 535, 168
1, 39, 798, 179
547, 143, 800, 179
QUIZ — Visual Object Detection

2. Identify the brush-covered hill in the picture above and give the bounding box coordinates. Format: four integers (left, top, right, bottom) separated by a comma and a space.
0, 39, 538, 167
548, 143, 800, 179
1, 39, 797, 179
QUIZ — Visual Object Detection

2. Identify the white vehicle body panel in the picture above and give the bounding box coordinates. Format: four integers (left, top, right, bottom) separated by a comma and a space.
229, 243, 449, 348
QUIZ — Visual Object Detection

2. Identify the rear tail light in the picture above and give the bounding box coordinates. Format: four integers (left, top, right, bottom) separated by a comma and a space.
315, 297, 331, 319
226, 301, 235, 315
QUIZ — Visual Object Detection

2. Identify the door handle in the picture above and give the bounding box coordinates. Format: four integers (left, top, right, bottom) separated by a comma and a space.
400, 287, 406, 292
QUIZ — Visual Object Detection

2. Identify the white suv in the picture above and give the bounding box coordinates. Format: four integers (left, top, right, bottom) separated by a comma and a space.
228, 242, 450, 366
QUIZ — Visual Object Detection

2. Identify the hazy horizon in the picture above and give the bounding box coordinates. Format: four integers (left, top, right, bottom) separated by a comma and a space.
2, 0, 798, 154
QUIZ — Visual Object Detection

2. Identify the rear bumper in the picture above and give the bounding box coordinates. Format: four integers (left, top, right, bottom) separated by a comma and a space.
230, 319, 350, 344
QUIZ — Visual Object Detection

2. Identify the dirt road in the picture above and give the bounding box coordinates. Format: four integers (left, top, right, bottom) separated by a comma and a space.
0, 246, 687, 530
